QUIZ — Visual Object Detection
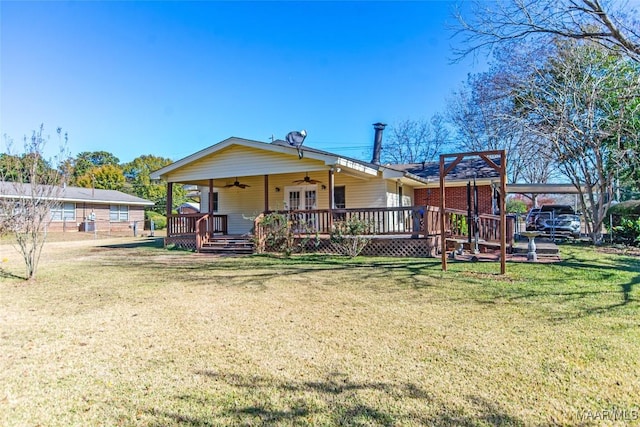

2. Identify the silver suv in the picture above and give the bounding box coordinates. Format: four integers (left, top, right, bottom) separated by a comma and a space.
535, 205, 581, 238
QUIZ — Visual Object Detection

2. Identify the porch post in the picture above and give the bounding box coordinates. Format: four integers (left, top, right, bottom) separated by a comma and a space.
166, 182, 173, 237
328, 169, 334, 231
208, 179, 214, 214
264, 174, 269, 213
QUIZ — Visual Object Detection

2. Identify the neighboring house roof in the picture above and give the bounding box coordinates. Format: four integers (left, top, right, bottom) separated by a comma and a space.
388, 157, 502, 185
150, 137, 431, 187
0, 181, 154, 206
178, 202, 200, 212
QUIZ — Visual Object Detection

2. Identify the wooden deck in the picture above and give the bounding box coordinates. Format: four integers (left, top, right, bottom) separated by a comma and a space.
165, 205, 512, 257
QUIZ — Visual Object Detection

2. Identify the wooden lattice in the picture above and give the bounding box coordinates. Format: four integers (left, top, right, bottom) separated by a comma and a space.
293, 236, 440, 258
165, 235, 196, 251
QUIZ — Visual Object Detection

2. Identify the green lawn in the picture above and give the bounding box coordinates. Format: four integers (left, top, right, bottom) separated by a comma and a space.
0, 237, 638, 426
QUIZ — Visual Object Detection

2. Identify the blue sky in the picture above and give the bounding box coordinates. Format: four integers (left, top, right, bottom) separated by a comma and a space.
1, 1, 485, 164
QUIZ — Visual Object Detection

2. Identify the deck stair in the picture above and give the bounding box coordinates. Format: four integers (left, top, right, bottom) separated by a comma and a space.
199, 235, 254, 254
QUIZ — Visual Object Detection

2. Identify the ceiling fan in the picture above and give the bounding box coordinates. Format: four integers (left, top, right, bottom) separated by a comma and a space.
292, 173, 322, 185
224, 178, 250, 189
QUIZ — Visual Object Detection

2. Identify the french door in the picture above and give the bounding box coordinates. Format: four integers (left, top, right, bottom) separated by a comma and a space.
285, 186, 318, 230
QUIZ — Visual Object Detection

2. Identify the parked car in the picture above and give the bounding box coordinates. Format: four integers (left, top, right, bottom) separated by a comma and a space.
535, 205, 581, 238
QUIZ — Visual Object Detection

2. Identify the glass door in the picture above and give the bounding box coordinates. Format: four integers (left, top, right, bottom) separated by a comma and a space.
285, 186, 317, 231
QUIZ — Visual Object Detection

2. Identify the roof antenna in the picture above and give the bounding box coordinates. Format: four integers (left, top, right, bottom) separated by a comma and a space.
269, 134, 275, 142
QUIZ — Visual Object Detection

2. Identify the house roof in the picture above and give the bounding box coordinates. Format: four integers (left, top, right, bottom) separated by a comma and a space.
178, 202, 200, 211
0, 181, 154, 206
388, 157, 502, 184
150, 137, 432, 187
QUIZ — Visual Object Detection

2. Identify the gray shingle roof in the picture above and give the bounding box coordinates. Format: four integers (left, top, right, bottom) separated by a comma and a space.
387, 157, 502, 182
0, 181, 154, 206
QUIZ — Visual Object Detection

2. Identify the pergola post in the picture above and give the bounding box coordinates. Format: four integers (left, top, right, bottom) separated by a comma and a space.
439, 156, 447, 271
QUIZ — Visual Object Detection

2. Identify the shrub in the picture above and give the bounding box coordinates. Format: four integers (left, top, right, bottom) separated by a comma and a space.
506, 199, 528, 214
256, 212, 294, 255
255, 212, 320, 256
330, 216, 373, 258
612, 217, 640, 246
146, 211, 167, 230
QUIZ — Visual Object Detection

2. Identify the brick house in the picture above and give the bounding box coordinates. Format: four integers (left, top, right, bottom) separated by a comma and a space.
389, 157, 501, 215
0, 181, 154, 233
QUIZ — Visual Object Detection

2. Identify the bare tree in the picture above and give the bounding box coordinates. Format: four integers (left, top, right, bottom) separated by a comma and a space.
381, 114, 450, 164
0, 125, 69, 280
453, 0, 640, 62
446, 66, 554, 184
514, 41, 640, 243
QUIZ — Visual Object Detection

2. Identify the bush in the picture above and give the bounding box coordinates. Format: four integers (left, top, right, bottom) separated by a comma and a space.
506, 199, 528, 214
607, 200, 640, 216
257, 212, 293, 255
330, 216, 373, 258
146, 211, 167, 230
255, 212, 320, 256
612, 217, 640, 246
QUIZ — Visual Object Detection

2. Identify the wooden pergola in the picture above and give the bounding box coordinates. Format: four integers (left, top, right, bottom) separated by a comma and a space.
439, 150, 508, 274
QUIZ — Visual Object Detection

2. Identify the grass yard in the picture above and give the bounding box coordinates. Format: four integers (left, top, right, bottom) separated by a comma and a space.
0, 236, 638, 426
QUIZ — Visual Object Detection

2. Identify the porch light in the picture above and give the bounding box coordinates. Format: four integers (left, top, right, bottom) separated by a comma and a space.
275, 187, 281, 192
321, 185, 327, 190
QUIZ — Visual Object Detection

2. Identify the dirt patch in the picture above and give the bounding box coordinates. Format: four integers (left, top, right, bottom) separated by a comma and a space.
596, 245, 640, 257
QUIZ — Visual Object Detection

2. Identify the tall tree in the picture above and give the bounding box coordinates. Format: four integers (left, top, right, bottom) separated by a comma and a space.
453, 0, 640, 63
381, 115, 450, 164
121, 155, 187, 213
0, 125, 69, 280
514, 40, 640, 243
447, 63, 554, 184
69, 151, 120, 185
76, 164, 126, 191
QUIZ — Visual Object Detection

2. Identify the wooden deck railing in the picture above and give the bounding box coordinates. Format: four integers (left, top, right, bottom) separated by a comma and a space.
167, 213, 228, 237
444, 208, 513, 245
169, 206, 512, 252
256, 206, 442, 237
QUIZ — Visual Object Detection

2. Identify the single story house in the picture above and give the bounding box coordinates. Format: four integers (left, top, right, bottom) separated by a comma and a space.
178, 202, 200, 214
0, 181, 154, 233
150, 127, 504, 256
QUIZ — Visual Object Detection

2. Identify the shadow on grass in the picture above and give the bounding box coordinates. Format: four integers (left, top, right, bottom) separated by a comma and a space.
486, 249, 640, 320
142, 371, 523, 426
0, 268, 24, 281
89, 240, 639, 319
98, 237, 165, 249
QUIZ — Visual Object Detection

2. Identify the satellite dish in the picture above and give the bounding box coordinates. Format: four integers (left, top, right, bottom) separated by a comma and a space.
285, 129, 307, 159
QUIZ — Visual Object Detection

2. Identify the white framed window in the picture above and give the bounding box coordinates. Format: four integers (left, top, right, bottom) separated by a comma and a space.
51, 202, 75, 221
109, 205, 129, 222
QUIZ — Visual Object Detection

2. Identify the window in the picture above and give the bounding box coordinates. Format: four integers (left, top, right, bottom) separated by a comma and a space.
212, 192, 219, 212
50, 203, 75, 221
110, 205, 129, 222
334, 186, 346, 209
